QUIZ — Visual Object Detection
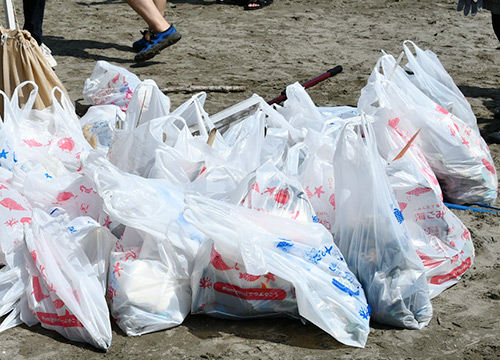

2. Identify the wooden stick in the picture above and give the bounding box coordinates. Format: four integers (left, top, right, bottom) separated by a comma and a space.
392, 128, 422, 161
207, 128, 217, 147
161, 85, 246, 94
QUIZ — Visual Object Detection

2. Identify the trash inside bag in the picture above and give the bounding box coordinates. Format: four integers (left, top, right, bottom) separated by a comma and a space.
333, 116, 433, 329
185, 195, 371, 348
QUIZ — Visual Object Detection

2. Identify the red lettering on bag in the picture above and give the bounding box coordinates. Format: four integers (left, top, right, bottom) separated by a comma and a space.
31, 276, 50, 302
430, 257, 472, 285
416, 250, 444, 269
213, 282, 286, 300
36, 310, 84, 328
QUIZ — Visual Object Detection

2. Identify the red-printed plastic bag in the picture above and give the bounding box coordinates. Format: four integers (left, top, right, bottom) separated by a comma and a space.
333, 116, 432, 329
386, 157, 474, 298
83, 61, 140, 112
185, 195, 371, 348
0, 174, 32, 332
358, 54, 497, 205
231, 160, 317, 222
21, 209, 112, 350
191, 240, 299, 319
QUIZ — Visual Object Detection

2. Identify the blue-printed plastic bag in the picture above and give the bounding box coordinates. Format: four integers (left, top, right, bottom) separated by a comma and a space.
333, 116, 433, 329
184, 195, 371, 348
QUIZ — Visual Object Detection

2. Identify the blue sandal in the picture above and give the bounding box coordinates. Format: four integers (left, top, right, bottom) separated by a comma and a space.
134, 25, 181, 63
132, 30, 149, 52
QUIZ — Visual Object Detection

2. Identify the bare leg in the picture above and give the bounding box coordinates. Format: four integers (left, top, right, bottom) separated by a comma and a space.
153, 0, 167, 16
125, 0, 170, 33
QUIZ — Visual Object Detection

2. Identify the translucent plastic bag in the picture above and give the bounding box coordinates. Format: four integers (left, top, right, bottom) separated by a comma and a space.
108, 92, 219, 178
10, 159, 102, 220
386, 157, 474, 298
370, 115, 474, 297
4, 82, 92, 173
22, 209, 112, 351
107, 227, 192, 336
277, 82, 325, 134
94, 162, 203, 256
0, 174, 32, 332
231, 160, 317, 222
83, 61, 141, 112
191, 239, 300, 320
282, 120, 346, 232
124, 79, 171, 130
0, 90, 18, 171
192, 160, 317, 321
94, 162, 205, 335
402, 41, 477, 130
107, 114, 187, 177
333, 116, 432, 329
185, 195, 371, 348
358, 54, 497, 205
79, 104, 125, 155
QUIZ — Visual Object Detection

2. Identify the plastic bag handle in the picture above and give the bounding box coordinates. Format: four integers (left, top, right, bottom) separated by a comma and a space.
11, 80, 38, 114
160, 113, 198, 147
50, 86, 75, 114
283, 142, 308, 177
0, 90, 11, 129
192, 95, 217, 138
402, 40, 419, 62
50, 86, 86, 139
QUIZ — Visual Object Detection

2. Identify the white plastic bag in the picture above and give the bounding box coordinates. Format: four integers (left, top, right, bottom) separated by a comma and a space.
277, 82, 325, 134
108, 114, 186, 177
402, 41, 477, 130
124, 79, 171, 130
282, 121, 345, 232
3, 82, 92, 173
192, 160, 318, 320
358, 54, 497, 205
231, 160, 317, 222
94, 161, 203, 257
184, 195, 371, 348
333, 116, 432, 329
83, 61, 141, 112
386, 157, 474, 298
107, 227, 192, 336
108, 92, 219, 178
191, 239, 300, 320
79, 105, 125, 155
94, 162, 205, 335
0, 90, 18, 171
370, 115, 474, 297
0, 174, 32, 332
9, 159, 102, 220
22, 209, 112, 350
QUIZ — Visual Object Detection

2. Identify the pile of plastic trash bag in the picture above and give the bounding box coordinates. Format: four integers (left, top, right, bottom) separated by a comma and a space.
0, 41, 495, 350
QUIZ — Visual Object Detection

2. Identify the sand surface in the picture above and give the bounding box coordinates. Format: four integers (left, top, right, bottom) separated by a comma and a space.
1, 0, 499, 358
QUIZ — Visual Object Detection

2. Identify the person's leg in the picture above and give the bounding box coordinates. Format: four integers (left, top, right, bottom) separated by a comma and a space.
23, 0, 46, 45
152, 0, 167, 17
125, 0, 170, 33
129, 0, 181, 62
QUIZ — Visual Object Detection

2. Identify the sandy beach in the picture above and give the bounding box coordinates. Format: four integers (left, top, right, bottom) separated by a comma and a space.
0, 0, 499, 358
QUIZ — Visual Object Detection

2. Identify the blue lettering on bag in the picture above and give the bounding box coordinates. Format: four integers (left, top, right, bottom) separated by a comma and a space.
359, 306, 371, 320
276, 239, 293, 252
331, 277, 359, 297
394, 208, 404, 224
